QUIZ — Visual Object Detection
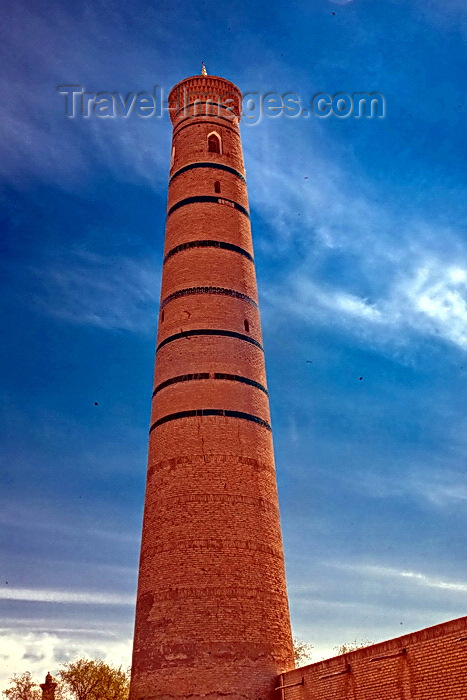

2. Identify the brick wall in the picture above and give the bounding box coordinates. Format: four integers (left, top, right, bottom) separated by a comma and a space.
279, 616, 467, 700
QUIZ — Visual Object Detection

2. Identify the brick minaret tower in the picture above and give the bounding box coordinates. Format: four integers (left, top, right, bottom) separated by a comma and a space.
40, 673, 56, 700
129, 70, 294, 700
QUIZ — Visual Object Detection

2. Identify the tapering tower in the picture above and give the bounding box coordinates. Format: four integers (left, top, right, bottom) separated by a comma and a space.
129, 71, 294, 700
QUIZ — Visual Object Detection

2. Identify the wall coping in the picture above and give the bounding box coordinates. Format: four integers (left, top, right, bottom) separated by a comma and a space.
289, 615, 467, 675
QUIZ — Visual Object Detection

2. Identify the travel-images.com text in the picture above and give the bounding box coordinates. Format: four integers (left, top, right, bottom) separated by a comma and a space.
58, 85, 385, 123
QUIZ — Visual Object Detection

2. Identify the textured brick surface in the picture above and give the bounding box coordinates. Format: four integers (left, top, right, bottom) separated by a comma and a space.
129, 74, 294, 700
279, 616, 467, 700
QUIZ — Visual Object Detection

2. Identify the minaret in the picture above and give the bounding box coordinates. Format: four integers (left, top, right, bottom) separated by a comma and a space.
40, 673, 56, 700
129, 69, 294, 700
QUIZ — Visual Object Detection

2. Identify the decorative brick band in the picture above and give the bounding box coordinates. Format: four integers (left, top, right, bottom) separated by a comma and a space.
152, 372, 268, 397
213, 372, 268, 394
146, 454, 275, 481
169, 161, 246, 184
152, 372, 210, 396
149, 408, 271, 433
149, 493, 277, 512
160, 286, 258, 309
142, 537, 280, 558
156, 328, 263, 352
167, 195, 249, 218
173, 117, 239, 139
142, 585, 283, 603
163, 239, 254, 264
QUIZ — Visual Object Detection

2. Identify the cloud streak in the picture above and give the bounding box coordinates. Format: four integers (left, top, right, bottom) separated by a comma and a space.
339, 563, 467, 594
30, 251, 160, 332
0, 588, 134, 605
268, 258, 467, 352
244, 123, 467, 357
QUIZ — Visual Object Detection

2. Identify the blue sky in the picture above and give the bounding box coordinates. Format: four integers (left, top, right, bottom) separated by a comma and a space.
1, 0, 467, 684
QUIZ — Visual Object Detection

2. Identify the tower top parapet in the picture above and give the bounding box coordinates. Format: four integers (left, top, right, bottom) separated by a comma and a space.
168, 74, 242, 124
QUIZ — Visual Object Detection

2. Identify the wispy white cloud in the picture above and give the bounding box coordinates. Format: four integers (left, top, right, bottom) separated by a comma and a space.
0, 2, 178, 191
340, 462, 467, 510
273, 277, 382, 323
287, 556, 467, 663
339, 563, 467, 594
276, 258, 467, 351
0, 588, 134, 605
401, 262, 467, 347
411, 478, 467, 508
244, 123, 467, 356
30, 251, 159, 332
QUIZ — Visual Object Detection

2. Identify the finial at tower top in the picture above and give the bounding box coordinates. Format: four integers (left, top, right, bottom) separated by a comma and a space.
201, 61, 207, 76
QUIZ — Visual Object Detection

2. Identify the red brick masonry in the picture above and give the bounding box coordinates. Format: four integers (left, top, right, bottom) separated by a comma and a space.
129, 73, 294, 700
279, 615, 467, 700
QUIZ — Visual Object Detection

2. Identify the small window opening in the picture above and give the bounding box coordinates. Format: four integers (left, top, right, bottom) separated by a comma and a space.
244, 319, 250, 333
161, 310, 165, 322
214, 181, 221, 193
208, 134, 221, 154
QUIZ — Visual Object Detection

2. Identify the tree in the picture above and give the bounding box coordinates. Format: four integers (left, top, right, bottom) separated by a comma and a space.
58, 659, 129, 700
3, 672, 40, 700
333, 638, 374, 655
292, 638, 314, 666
